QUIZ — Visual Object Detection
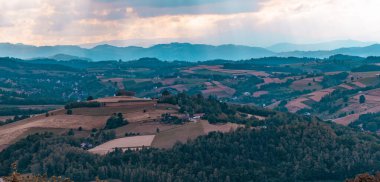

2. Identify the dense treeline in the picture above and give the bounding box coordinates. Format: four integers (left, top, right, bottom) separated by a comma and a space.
104, 113, 129, 129
320, 72, 349, 88
159, 93, 276, 125
352, 65, 380, 72
0, 107, 47, 116
0, 115, 30, 126
350, 112, 380, 132
64, 101, 102, 109
1, 115, 380, 181
0, 57, 117, 104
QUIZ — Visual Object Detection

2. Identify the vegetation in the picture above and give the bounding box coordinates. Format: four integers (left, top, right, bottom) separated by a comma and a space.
160, 113, 188, 124
0, 115, 30, 126
64, 101, 102, 109
360, 95, 366, 104
1, 114, 380, 181
0, 107, 48, 116
159, 93, 275, 125
104, 113, 128, 129
3, 55, 380, 181
350, 112, 380, 132
320, 72, 349, 88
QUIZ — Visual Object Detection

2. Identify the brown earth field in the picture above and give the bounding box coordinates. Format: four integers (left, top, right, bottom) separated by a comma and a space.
290, 77, 323, 91
285, 97, 311, 113
89, 135, 156, 155
0, 96, 243, 152
151, 120, 243, 149
0, 112, 109, 150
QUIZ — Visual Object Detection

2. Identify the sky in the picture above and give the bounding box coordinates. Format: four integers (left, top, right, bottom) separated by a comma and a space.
1, 0, 380, 47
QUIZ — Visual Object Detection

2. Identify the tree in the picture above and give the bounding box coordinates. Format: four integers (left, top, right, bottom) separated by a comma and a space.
360, 95, 366, 104
66, 109, 73, 115
87, 96, 94, 101
104, 113, 129, 129
67, 129, 74, 136
162, 90, 171, 96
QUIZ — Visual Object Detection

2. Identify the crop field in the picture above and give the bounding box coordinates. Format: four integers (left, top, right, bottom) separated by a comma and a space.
166, 84, 189, 92
213, 69, 270, 77
307, 88, 335, 102
89, 135, 156, 155
290, 77, 323, 90
286, 98, 311, 113
0, 111, 108, 150
200, 120, 242, 134
184, 65, 270, 77
151, 121, 204, 149
253, 91, 269, 98
94, 96, 151, 103
202, 81, 236, 98
352, 81, 367, 88
334, 105, 380, 125
359, 77, 380, 86
339, 83, 354, 90
72, 106, 176, 123
114, 122, 179, 137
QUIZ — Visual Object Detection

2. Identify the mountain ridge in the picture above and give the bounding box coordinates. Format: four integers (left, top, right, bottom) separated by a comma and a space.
267, 40, 375, 52
2, 42, 380, 61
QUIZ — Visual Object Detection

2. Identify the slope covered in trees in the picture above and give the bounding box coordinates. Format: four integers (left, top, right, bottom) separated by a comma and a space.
0, 111, 379, 181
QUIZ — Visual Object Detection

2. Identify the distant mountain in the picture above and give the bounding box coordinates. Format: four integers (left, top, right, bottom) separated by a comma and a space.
80, 38, 176, 48
49, 54, 92, 61
279, 44, 380, 58
0, 43, 275, 61
2, 42, 380, 61
268, 40, 374, 52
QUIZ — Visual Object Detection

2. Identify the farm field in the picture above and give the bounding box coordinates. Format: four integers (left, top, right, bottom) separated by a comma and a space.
151, 121, 205, 149
0, 95, 244, 152
89, 135, 156, 155
0, 112, 109, 150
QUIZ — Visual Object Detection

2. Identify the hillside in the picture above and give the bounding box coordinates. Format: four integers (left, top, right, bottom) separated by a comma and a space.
0, 97, 379, 181
0, 95, 247, 152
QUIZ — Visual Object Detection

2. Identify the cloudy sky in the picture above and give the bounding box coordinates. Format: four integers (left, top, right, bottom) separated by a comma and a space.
1, 0, 380, 47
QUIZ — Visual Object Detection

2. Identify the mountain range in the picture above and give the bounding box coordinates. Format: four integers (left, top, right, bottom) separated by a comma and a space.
1, 41, 380, 62
267, 40, 374, 52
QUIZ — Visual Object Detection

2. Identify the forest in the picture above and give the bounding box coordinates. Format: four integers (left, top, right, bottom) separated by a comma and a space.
0, 94, 380, 181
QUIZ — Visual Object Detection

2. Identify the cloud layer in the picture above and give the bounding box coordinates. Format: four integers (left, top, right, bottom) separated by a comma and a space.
0, 0, 380, 46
